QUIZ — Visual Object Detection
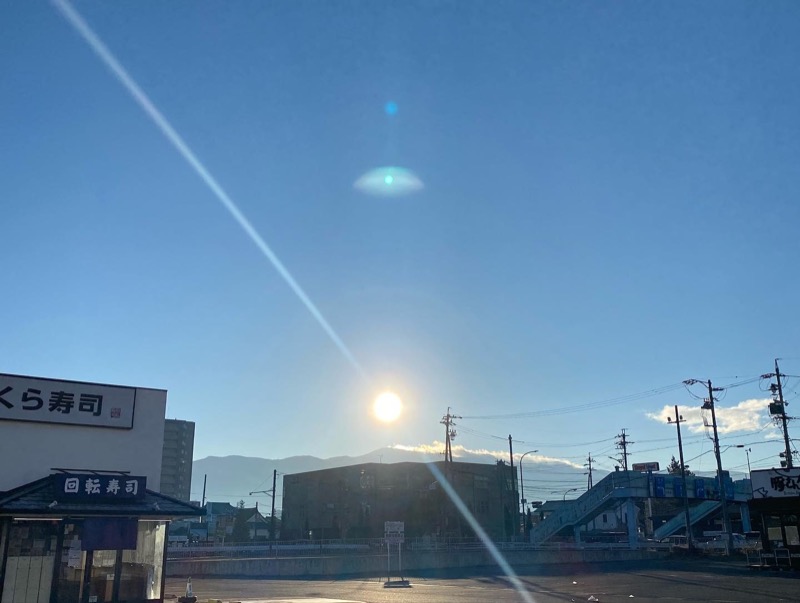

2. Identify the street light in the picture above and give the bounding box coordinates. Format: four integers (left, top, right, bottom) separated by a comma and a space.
518, 450, 539, 512
727, 444, 752, 474
562, 487, 580, 501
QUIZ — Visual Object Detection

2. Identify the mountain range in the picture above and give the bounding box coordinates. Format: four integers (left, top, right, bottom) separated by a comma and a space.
190, 446, 579, 508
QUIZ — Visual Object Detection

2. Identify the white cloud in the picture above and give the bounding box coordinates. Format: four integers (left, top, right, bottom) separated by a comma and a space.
646, 398, 772, 434
392, 441, 448, 456
391, 441, 583, 469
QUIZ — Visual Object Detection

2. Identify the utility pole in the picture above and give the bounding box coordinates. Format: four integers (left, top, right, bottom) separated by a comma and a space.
705, 379, 732, 553
687, 379, 732, 553
585, 454, 595, 489
508, 435, 518, 540
440, 408, 461, 463
615, 429, 633, 470
270, 469, 277, 546
250, 471, 278, 548
584, 453, 596, 531
667, 405, 693, 550
764, 359, 793, 469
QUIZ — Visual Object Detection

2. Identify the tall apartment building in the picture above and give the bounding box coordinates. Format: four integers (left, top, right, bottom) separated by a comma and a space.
160, 419, 195, 501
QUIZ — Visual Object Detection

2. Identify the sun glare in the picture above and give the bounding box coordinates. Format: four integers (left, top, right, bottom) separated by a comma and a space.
374, 391, 402, 423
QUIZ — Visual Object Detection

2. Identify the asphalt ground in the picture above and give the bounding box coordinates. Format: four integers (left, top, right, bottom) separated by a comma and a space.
165, 558, 800, 603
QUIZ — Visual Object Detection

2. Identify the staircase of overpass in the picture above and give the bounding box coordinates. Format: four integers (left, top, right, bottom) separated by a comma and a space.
530, 471, 650, 544
653, 499, 720, 541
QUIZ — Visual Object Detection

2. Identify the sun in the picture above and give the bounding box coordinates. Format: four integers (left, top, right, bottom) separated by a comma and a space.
373, 391, 403, 423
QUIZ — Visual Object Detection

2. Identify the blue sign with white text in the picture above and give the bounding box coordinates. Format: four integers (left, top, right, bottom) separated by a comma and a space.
54, 474, 146, 502
695, 480, 706, 499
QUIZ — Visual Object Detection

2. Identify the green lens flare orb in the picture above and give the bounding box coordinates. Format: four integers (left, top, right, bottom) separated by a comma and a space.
354, 167, 423, 197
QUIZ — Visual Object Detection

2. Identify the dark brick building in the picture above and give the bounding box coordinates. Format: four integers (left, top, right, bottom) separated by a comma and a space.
281, 460, 518, 541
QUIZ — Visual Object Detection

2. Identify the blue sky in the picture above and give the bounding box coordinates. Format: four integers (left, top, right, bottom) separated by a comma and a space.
3, 1, 800, 495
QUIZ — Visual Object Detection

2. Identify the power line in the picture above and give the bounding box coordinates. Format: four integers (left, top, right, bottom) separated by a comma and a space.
461, 382, 686, 420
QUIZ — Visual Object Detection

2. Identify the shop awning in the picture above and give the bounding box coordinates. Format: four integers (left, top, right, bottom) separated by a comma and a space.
0, 475, 202, 519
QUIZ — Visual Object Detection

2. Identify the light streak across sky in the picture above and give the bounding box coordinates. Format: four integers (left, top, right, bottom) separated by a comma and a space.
52, 0, 369, 384
425, 462, 537, 603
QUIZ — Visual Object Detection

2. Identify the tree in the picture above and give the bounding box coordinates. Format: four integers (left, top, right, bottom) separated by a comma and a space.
666, 455, 693, 476
232, 501, 251, 543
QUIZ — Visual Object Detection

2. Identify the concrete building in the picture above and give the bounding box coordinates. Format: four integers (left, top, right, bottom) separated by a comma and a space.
281, 460, 518, 541
159, 419, 195, 501
0, 372, 200, 603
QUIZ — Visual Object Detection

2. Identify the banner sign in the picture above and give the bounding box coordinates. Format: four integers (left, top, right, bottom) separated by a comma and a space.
55, 474, 146, 502
632, 462, 660, 472
695, 480, 706, 499
0, 373, 135, 429
751, 468, 800, 499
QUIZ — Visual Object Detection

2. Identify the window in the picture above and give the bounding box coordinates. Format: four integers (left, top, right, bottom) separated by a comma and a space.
118, 522, 166, 601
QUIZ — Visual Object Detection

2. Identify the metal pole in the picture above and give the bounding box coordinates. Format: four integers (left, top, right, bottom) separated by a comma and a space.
705, 380, 732, 553
775, 359, 793, 469
270, 469, 277, 547
671, 405, 693, 550
518, 450, 538, 538
508, 435, 516, 541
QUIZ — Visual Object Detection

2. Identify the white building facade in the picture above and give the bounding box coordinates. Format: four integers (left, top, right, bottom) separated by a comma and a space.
0, 373, 199, 603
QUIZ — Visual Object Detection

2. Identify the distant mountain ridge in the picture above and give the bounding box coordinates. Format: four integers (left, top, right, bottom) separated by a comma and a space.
190, 448, 749, 508
191, 446, 528, 506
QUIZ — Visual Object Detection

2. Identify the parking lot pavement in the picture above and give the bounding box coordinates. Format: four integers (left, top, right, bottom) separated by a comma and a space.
165, 559, 800, 603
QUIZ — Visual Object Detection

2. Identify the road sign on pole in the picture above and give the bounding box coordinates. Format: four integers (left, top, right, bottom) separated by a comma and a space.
383, 521, 409, 588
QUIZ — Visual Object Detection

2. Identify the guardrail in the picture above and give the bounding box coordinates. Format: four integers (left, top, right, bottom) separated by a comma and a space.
166, 537, 674, 560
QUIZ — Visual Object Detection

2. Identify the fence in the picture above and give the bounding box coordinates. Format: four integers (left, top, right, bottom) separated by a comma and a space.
166, 536, 674, 561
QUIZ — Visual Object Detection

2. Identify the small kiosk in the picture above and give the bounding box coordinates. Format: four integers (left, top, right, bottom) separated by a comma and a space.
0, 472, 198, 603
0, 373, 201, 603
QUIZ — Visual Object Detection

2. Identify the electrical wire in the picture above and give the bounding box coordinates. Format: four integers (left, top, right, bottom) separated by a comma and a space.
461, 382, 686, 420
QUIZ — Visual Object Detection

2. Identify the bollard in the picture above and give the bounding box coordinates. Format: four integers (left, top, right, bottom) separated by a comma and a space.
178, 577, 197, 603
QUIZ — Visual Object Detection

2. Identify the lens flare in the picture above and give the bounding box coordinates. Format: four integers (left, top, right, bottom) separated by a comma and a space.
426, 462, 536, 603
52, 0, 369, 384
354, 166, 423, 197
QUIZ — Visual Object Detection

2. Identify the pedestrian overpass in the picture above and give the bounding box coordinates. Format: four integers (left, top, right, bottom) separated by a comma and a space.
530, 471, 752, 546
